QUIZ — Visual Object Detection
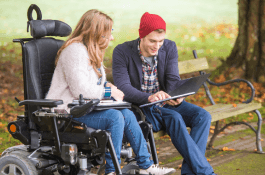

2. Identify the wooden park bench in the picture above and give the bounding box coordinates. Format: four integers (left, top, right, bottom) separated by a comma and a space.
139, 51, 263, 154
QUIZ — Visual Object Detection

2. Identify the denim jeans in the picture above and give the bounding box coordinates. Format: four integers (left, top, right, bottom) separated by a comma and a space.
142, 100, 215, 175
73, 108, 153, 174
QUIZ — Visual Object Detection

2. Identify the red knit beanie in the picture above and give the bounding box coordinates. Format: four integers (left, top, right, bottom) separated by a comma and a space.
139, 12, 166, 39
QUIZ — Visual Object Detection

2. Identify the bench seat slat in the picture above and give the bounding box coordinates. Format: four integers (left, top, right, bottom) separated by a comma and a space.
204, 103, 262, 122
178, 57, 209, 75
153, 103, 261, 138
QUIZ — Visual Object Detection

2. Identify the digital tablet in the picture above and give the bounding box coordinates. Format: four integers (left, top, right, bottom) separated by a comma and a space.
139, 73, 211, 108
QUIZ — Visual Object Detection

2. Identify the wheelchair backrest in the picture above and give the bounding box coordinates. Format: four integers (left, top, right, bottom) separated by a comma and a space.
14, 6, 72, 118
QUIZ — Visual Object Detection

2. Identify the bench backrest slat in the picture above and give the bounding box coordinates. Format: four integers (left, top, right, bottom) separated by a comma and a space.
178, 57, 209, 75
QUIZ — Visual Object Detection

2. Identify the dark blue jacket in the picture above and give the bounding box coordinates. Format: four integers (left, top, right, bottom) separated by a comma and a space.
112, 38, 181, 105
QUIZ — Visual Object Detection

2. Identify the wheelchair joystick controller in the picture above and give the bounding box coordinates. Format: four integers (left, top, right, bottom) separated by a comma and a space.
79, 94, 85, 105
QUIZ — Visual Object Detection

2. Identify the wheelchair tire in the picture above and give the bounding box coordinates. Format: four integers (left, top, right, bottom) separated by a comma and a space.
0, 151, 38, 175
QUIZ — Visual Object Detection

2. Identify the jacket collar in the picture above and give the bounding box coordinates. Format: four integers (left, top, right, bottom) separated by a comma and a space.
130, 38, 166, 91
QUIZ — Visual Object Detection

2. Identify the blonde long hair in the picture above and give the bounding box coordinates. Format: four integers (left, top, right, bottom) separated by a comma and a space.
55, 9, 113, 77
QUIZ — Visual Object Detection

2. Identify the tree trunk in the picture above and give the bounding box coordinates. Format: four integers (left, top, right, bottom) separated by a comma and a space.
225, 0, 265, 82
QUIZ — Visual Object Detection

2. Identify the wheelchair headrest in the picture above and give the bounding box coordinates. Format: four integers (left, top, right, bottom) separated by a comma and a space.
27, 4, 72, 38
29, 20, 72, 38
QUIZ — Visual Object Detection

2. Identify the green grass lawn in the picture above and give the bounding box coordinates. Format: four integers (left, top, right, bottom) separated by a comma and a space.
1, 0, 238, 67
214, 151, 265, 175
0, 0, 238, 34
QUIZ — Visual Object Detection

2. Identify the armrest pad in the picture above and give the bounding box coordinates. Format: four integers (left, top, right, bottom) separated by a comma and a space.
19, 99, 63, 107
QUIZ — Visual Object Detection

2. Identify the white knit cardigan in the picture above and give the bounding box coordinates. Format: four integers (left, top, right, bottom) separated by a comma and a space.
46, 42, 106, 113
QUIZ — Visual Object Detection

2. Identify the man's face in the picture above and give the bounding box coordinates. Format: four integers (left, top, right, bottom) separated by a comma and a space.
140, 30, 165, 57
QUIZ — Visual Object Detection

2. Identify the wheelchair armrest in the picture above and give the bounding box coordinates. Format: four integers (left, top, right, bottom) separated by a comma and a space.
70, 99, 100, 118
19, 99, 63, 108
131, 104, 146, 121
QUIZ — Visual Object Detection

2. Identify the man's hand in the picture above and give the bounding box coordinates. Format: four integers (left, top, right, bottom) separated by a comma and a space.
148, 91, 178, 105
148, 91, 170, 102
148, 91, 184, 106
165, 97, 185, 106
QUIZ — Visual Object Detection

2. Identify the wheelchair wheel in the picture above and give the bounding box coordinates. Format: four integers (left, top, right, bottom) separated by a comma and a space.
121, 161, 140, 174
0, 151, 38, 175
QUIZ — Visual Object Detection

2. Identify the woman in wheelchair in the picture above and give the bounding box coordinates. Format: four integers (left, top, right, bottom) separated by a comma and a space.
45, 9, 175, 175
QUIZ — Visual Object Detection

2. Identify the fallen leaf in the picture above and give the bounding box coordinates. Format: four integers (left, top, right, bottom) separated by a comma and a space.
232, 104, 237, 108
177, 164, 182, 169
221, 147, 235, 151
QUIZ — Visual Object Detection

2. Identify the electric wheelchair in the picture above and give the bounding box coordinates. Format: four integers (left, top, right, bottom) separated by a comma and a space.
0, 4, 158, 175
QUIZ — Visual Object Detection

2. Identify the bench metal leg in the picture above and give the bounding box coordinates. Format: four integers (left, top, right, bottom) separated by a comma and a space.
208, 110, 264, 153
254, 109, 264, 154
207, 121, 219, 149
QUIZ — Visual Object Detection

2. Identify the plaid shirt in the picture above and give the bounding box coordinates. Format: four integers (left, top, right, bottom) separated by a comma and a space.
138, 41, 160, 94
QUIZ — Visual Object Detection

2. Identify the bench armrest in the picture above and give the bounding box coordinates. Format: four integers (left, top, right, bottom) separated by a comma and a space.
206, 78, 255, 104
19, 99, 63, 108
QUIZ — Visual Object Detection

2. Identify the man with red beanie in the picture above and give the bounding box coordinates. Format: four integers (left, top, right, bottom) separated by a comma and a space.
112, 12, 216, 175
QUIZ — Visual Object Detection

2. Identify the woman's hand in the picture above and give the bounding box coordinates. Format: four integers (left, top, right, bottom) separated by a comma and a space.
106, 82, 124, 101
